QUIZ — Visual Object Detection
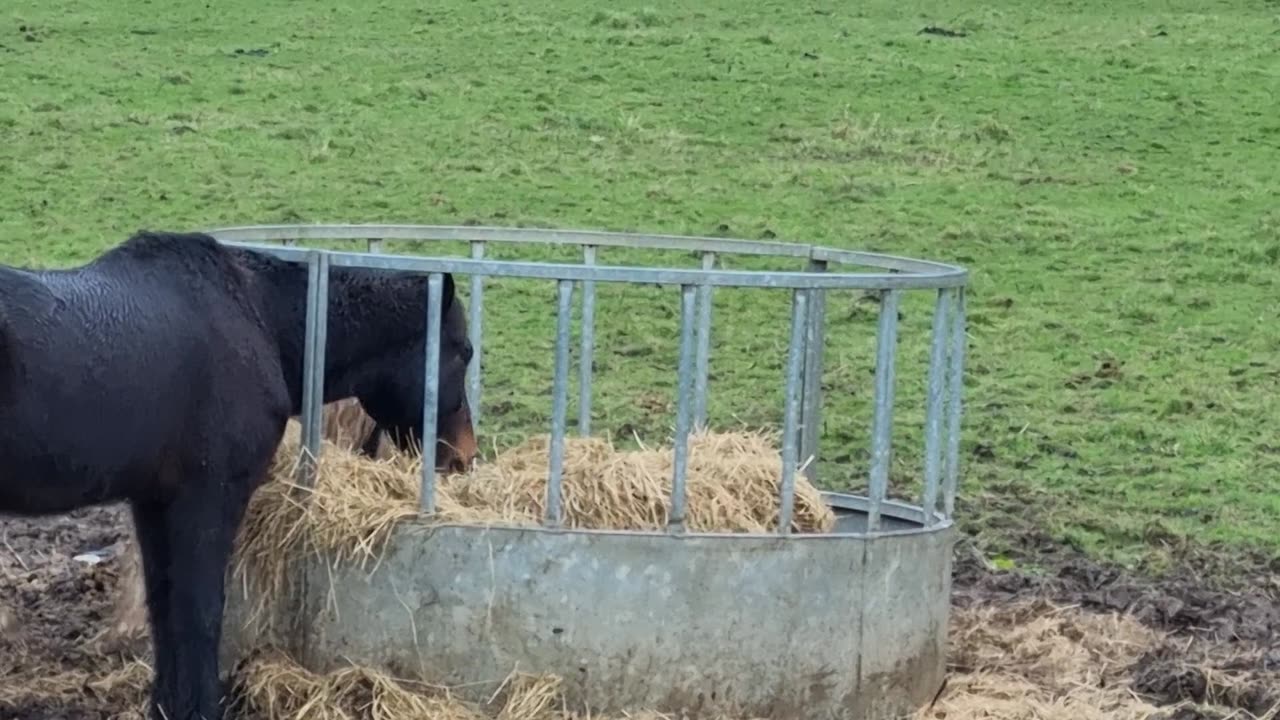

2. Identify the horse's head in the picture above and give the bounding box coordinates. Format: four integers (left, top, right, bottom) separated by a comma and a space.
359, 273, 478, 474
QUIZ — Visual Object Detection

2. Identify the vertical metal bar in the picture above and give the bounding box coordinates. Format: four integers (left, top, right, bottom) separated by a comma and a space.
692, 252, 716, 429
799, 259, 828, 485
367, 238, 383, 254
578, 245, 598, 436
299, 252, 321, 457
419, 273, 445, 513
545, 280, 574, 527
921, 289, 952, 526
943, 287, 967, 518
867, 290, 901, 532
467, 241, 485, 427
777, 289, 810, 535
299, 251, 330, 484
290, 245, 321, 664
668, 284, 699, 533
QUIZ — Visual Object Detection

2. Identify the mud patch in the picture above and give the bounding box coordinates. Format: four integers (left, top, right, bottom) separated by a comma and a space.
0, 504, 148, 720
953, 534, 1280, 718
2, 506, 1278, 719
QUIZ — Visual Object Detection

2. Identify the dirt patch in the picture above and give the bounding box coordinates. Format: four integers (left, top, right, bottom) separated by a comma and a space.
0, 504, 148, 720
2, 505, 1277, 719
952, 534, 1280, 718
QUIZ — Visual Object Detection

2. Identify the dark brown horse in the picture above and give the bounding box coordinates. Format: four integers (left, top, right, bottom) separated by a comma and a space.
0, 231, 475, 720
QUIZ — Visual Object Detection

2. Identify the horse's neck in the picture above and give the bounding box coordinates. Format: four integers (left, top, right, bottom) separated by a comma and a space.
261, 269, 421, 410
318, 310, 399, 405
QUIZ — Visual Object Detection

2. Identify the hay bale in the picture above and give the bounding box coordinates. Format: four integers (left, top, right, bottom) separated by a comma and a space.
443, 431, 835, 534
233, 422, 834, 601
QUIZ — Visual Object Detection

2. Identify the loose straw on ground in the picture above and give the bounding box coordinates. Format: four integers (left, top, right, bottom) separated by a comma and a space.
0, 660, 151, 720
8, 594, 1272, 719
231, 599, 1272, 720
926, 600, 1163, 720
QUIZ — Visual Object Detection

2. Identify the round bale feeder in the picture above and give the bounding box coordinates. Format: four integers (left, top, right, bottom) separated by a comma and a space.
209, 225, 968, 720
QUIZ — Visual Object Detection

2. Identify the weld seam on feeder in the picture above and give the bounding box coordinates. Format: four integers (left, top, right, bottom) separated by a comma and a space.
299, 250, 330, 486
692, 251, 716, 429
669, 284, 699, 533
467, 241, 485, 427
867, 289, 901, 531
546, 279, 575, 527
943, 287, 967, 518
921, 289, 952, 526
778, 289, 809, 534
579, 245, 598, 436
419, 273, 445, 514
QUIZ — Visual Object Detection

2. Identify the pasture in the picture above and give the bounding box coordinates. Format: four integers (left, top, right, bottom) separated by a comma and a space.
1, 0, 1278, 717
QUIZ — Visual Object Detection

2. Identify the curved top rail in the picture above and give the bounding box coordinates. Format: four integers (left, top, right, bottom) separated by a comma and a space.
204, 224, 968, 289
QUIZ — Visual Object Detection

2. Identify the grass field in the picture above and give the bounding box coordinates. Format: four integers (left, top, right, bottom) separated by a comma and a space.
2, 0, 1277, 572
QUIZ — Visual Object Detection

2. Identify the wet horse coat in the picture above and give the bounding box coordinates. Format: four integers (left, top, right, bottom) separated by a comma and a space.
103, 244, 481, 649
0, 231, 474, 720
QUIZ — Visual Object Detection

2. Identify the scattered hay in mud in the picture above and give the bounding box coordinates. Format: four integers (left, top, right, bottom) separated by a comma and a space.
231, 599, 1276, 720
0, 660, 151, 719
6, 593, 1277, 720
233, 650, 767, 720
1130, 645, 1280, 719
232, 421, 834, 620
234, 651, 562, 720
927, 599, 1279, 720
927, 599, 1164, 720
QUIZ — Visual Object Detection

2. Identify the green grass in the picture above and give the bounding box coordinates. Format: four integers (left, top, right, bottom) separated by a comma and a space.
2, 0, 1278, 569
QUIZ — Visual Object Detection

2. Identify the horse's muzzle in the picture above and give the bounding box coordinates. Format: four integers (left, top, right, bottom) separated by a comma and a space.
436, 401, 478, 474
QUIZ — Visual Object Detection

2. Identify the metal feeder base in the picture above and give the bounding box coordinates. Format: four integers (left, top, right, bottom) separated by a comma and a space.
222, 493, 954, 720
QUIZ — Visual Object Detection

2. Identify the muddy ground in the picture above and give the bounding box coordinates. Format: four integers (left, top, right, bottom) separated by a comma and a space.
1, 504, 1277, 720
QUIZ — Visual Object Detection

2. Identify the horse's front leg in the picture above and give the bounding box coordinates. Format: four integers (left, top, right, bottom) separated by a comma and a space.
155, 464, 261, 720
130, 499, 178, 718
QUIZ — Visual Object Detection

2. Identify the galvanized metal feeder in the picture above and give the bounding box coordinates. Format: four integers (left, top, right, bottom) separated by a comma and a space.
210, 225, 968, 720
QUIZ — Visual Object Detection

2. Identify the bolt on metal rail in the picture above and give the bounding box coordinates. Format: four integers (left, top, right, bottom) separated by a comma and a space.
207, 224, 968, 536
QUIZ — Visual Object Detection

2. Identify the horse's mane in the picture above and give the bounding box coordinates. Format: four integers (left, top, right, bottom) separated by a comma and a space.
110, 231, 275, 338
227, 245, 457, 317
110, 230, 238, 271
